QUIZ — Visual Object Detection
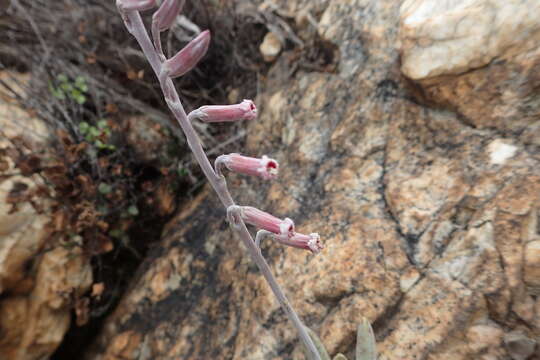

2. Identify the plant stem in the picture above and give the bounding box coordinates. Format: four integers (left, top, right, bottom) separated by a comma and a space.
121, 10, 321, 360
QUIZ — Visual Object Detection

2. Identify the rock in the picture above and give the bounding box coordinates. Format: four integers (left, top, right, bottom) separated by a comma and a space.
524, 240, 540, 292
466, 324, 504, 353
503, 331, 537, 360
399, 0, 540, 79
1, 247, 94, 360
259, 32, 282, 62
125, 115, 168, 163
0, 71, 93, 360
0, 71, 48, 146
398, 0, 540, 131
87, 1, 540, 359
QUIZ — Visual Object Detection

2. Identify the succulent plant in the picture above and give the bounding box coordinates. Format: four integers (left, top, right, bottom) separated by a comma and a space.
303, 318, 378, 360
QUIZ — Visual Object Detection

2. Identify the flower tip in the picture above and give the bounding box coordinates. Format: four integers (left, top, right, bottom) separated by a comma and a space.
307, 233, 323, 254
241, 99, 257, 121
280, 218, 295, 237
260, 155, 279, 180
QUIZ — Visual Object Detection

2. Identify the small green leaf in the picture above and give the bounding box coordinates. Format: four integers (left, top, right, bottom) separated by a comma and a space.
109, 229, 124, 238
106, 144, 116, 151
73, 90, 86, 105
303, 327, 331, 360
97, 205, 110, 215
356, 318, 377, 360
98, 183, 112, 195
60, 82, 73, 92
57, 73, 68, 83
94, 140, 105, 148
97, 119, 108, 129
78, 83, 88, 92
78, 122, 89, 134
89, 126, 100, 137
333, 354, 349, 360
127, 205, 139, 216
75, 76, 88, 92
177, 168, 188, 176
51, 87, 66, 100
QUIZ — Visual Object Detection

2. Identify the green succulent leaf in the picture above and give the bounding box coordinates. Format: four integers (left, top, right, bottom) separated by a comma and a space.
74, 93, 87, 105
79, 121, 89, 134
98, 183, 112, 195
57, 73, 68, 83
356, 318, 377, 360
109, 229, 124, 239
60, 82, 73, 92
75, 76, 88, 92
303, 327, 330, 360
89, 126, 100, 137
51, 86, 66, 100
333, 354, 348, 360
177, 168, 188, 176
97, 119, 108, 129
128, 205, 139, 216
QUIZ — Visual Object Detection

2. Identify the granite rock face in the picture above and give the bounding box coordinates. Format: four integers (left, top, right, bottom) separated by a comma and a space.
0, 71, 93, 360
399, 0, 540, 132
87, 1, 540, 359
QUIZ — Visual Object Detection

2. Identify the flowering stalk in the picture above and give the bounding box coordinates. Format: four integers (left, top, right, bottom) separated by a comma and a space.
115, 4, 322, 359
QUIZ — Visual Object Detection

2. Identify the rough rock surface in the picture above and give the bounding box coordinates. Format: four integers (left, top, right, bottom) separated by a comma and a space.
87, 1, 540, 359
0, 71, 93, 360
399, 0, 540, 131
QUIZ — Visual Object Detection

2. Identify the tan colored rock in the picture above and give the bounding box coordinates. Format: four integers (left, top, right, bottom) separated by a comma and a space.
259, 32, 282, 62
125, 115, 167, 163
466, 324, 504, 353
87, 1, 540, 359
0, 71, 93, 360
399, 0, 540, 131
503, 331, 537, 360
0, 71, 49, 145
400, 0, 540, 79
524, 240, 540, 292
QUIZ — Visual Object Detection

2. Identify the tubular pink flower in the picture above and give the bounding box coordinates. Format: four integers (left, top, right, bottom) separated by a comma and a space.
276, 232, 324, 254
164, 30, 211, 78
216, 153, 278, 180
240, 206, 294, 237
153, 0, 185, 32
119, 0, 157, 11
190, 100, 257, 123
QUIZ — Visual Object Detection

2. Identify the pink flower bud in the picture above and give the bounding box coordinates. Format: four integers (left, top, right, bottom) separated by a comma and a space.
164, 30, 211, 78
191, 100, 257, 123
120, 0, 157, 11
276, 232, 324, 254
153, 0, 185, 32
216, 154, 279, 180
240, 206, 294, 237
